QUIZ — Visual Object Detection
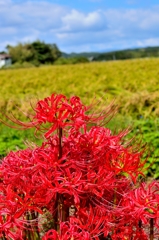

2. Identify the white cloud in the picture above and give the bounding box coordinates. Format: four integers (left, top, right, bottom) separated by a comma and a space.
0, 0, 67, 49
61, 9, 107, 32
139, 10, 159, 30
1, 0, 159, 52
56, 6, 159, 52
137, 38, 159, 47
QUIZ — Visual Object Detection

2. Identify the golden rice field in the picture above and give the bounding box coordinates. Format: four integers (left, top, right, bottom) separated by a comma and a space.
1, 58, 159, 119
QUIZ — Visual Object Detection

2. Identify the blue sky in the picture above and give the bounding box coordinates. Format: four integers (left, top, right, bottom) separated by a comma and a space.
1, 0, 159, 53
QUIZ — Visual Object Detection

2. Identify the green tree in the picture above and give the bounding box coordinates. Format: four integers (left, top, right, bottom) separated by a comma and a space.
6, 41, 61, 65
6, 43, 33, 64
49, 43, 62, 60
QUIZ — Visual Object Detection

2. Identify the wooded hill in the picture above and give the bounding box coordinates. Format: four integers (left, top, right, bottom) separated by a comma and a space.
62, 46, 159, 61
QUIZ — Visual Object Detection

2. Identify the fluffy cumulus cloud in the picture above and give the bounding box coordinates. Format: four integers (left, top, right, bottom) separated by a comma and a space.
0, 0, 159, 52
57, 6, 159, 52
61, 10, 107, 33
0, 0, 67, 50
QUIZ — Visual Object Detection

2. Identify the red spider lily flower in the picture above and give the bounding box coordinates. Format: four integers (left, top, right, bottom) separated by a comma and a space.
43, 206, 110, 240
111, 225, 133, 240
60, 221, 92, 240
64, 126, 145, 182
111, 225, 148, 240
0, 93, 150, 239
74, 205, 110, 238
1, 94, 90, 138
1, 93, 116, 139
1, 146, 61, 207
43, 220, 92, 240
133, 229, 148, 240
0, 185, 41, 239
33, 94, 91, 138
122, 181, 159, 224
42, 229, 59, 240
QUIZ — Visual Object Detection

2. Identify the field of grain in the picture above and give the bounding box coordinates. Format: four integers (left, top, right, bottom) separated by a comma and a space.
1, 58, 159, 119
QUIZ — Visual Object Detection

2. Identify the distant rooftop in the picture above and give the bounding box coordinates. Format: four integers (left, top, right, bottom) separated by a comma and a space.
0, 54, 11, 60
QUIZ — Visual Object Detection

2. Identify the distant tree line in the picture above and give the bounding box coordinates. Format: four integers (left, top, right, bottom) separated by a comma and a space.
3, 41, 159, 67
93, 47, 159, 61
6, 41, 61, 66
4, 40, 89, 67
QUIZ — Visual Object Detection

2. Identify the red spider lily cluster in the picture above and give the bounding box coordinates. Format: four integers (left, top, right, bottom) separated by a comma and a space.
0, 93, 159, 239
